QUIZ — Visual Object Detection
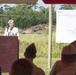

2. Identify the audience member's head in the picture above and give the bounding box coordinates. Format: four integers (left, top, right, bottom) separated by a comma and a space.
61, 45, 76, 63
24, 43, 37, 59
70, 40, 76, 48
10, 58, 33, 75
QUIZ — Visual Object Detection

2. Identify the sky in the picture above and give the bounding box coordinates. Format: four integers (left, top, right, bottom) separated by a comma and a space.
37, 0, 49, 8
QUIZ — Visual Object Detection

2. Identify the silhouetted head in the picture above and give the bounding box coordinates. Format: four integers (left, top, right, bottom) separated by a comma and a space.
61, 45, 76, 63
70, 40, 76, 48
10, 58, 33, 75
24, 43, 37, 58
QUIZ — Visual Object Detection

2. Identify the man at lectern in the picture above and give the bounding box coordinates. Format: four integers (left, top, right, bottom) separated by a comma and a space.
4, 19, 19, 37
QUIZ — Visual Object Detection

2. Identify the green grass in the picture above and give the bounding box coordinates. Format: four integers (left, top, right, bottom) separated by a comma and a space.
19, 34, 48, 58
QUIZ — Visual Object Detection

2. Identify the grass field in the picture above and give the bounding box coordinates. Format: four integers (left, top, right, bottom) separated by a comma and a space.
1, 32, 68, 75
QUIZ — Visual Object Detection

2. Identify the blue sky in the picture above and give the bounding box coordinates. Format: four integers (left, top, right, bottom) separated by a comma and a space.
37, 0, 49, 8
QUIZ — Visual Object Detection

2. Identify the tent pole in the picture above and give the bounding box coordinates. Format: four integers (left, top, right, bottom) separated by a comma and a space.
48, 4, 52, 69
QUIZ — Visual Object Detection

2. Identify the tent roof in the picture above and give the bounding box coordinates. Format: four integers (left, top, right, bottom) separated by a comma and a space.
0, 0, 38, 4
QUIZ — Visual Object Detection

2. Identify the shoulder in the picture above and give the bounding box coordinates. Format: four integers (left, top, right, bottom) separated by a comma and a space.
56, 70, 76, 75
33, 64, 45, 75
13, 27, 18, 31
5, 27, 8, 30
51, 60, 63, 71
54, 60, 62, 65
4, 27, 9, 31
14, 27, 18, 29
38, 67, 45, 74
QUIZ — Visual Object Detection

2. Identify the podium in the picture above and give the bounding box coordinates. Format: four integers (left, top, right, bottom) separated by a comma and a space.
0, 36, 19, 72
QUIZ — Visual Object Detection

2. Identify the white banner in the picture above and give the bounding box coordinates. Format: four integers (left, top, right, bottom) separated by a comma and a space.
56, 10, 76, 43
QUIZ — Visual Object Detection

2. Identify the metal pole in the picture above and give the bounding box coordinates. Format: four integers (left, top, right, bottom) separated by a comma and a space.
48, 4, 52, 69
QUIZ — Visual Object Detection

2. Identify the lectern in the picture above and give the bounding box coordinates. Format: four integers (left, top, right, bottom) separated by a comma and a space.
0, 36, 19, 72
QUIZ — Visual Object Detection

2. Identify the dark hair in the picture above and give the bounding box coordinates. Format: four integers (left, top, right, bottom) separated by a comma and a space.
61, 54, 76, 63
11, 58, 33, 75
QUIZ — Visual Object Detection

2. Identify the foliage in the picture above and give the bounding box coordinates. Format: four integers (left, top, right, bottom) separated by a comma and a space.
52, 5, 56, 25
0, 4, 49, 29
0, 4, 76, 28
60, 4, 76, 9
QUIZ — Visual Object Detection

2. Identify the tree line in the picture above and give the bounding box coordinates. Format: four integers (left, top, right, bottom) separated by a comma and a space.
0, 4, 76, 29
0, 4, 49, 29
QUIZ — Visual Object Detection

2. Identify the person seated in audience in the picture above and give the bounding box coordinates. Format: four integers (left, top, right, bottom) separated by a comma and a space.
49, 43, 76, 75
24, 43, 45, 75
9, 58, 33, 75
56, 44, 76, 75
49, 59, 64, 75
70, 40, 76, 48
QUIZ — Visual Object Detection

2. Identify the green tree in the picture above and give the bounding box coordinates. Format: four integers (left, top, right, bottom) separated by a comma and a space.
27, 3, 38, 10
60, 4, 76, 9
52, 5, 56, 25
0, 5, 3, 14
0, 4, 49, 29
39, 6, 49, 24
4, 4, 11, 11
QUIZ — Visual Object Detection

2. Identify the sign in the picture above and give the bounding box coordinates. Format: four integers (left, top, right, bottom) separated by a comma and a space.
43, 0, 76, 4
56, 10, 76, 43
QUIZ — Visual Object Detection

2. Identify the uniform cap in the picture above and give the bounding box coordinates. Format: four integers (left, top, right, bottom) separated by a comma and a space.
62, 45, 76, 55
25, 43, 36, 56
